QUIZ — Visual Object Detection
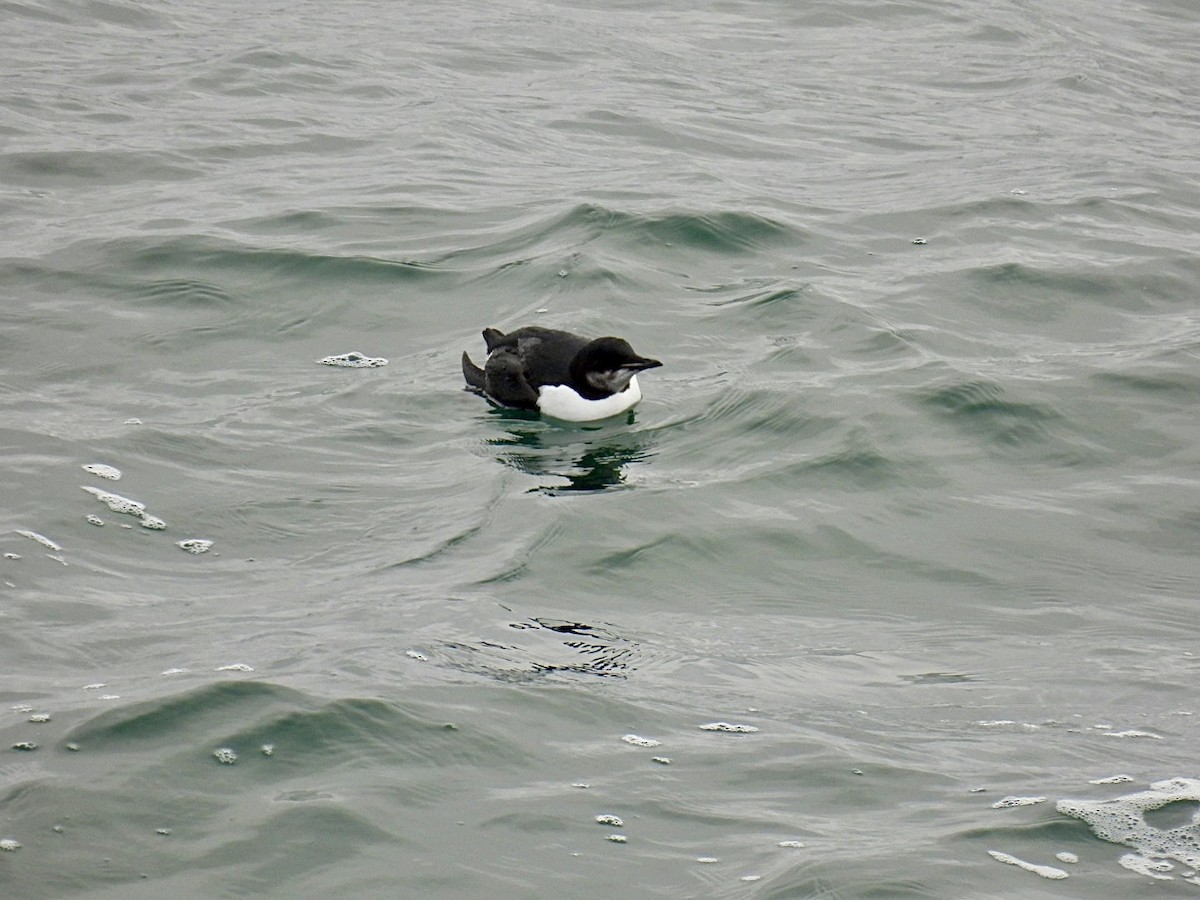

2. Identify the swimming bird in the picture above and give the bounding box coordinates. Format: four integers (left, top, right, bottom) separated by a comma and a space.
462, 326, 661, 422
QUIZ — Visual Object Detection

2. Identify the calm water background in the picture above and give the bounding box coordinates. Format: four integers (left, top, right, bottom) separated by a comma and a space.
3, 0, 1199, 896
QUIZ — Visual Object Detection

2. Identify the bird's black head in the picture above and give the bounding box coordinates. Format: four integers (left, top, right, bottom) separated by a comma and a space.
571, 337, 662, 399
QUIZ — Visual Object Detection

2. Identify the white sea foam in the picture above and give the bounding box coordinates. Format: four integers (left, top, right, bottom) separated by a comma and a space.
82, 463, 121, 480
178, 539, 213, 554
318, 351, 388, 368
992, 796, 1046, 809
1057, 777, 1200, 881
987, 850, 1069, 879
15, 529, 62, 551
81, 485, 145, 516
621, 734, 660, 747
699, 722, 759, 733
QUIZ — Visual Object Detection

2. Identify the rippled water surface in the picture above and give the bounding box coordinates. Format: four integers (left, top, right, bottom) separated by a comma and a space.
3, 0, 1200, 896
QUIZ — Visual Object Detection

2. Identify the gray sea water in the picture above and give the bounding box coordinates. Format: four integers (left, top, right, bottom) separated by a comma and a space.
3, 0, 1200, 896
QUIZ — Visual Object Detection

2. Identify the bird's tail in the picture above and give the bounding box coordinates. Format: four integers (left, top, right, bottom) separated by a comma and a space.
462, 352, 486, 392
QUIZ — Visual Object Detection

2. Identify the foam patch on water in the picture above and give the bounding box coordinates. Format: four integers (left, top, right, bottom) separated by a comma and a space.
178, 539, 213, 554
1090, 775, 1134, 785
318, 351, 388, 368
1057, 778, 1200, 882
1103, 729, 1162, 739
621, 734, 660, 747
139, 515, 167, 530
213, 748, 238, 765
700, 722, 760, 733
595, 814, 623, 827
0, 838, 20, 851
81, 485, 145, 516
992, 796, 1047, 809
15, 529, 62, 551
82, 463, 121, 480
987, 850, 1069, 879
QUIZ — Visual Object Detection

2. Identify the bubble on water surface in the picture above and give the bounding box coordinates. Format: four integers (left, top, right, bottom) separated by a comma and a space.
595, 815, 623, 827
621, 734, 660, 747
261, 744, 275, 756
86, 515, 104, 526
139, 515, 167, 530
15, 529, 62, 551
213, 748, 238, 765
81, 486, 145, 516
82, 464, 121, 480
12, 742, 37, 751
778, 840, 806, 848
0, 838, 20, 851
1103, 729, 1162, 739
700, 722, 759, 733
1090, 775, 1133, 785
318, 351, 388, 368
216, 663, 253, 672
651, 756, 671, 765
82, 683, 105, 690
987, 850, 1068, 879
992, 796, 1046, 809
178, 539, 213, 554
696, 856, 718, 864
1120, 853, 1176, 879
27, 713, 50, 723
606, 834, 626, 843
1057, 778, 1200, 880
1056, 852, 1078, 863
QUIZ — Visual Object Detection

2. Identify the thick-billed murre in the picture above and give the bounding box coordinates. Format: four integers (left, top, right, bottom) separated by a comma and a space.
462, 326, 661, 422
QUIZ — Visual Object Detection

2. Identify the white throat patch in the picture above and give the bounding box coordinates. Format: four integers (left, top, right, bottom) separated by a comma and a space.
536, 375, 643, 422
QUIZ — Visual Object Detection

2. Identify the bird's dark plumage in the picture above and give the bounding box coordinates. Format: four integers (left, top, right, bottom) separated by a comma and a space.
462, 326, 661, 419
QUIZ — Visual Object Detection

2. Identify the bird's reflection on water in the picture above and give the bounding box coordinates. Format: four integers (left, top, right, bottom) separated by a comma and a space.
484, 406, 656, 494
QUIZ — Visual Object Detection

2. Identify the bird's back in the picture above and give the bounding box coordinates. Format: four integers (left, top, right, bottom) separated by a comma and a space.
485, 326, 590, 389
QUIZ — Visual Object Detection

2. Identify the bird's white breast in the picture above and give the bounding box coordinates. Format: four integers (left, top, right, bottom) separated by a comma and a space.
536, 375, 643, 422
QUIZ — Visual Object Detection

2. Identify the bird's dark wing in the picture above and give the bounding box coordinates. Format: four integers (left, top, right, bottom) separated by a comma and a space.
482, 347, 540, 409
504, 327, 588, 388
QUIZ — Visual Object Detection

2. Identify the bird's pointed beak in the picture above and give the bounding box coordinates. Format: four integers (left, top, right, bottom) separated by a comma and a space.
628, 357, 662, 372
